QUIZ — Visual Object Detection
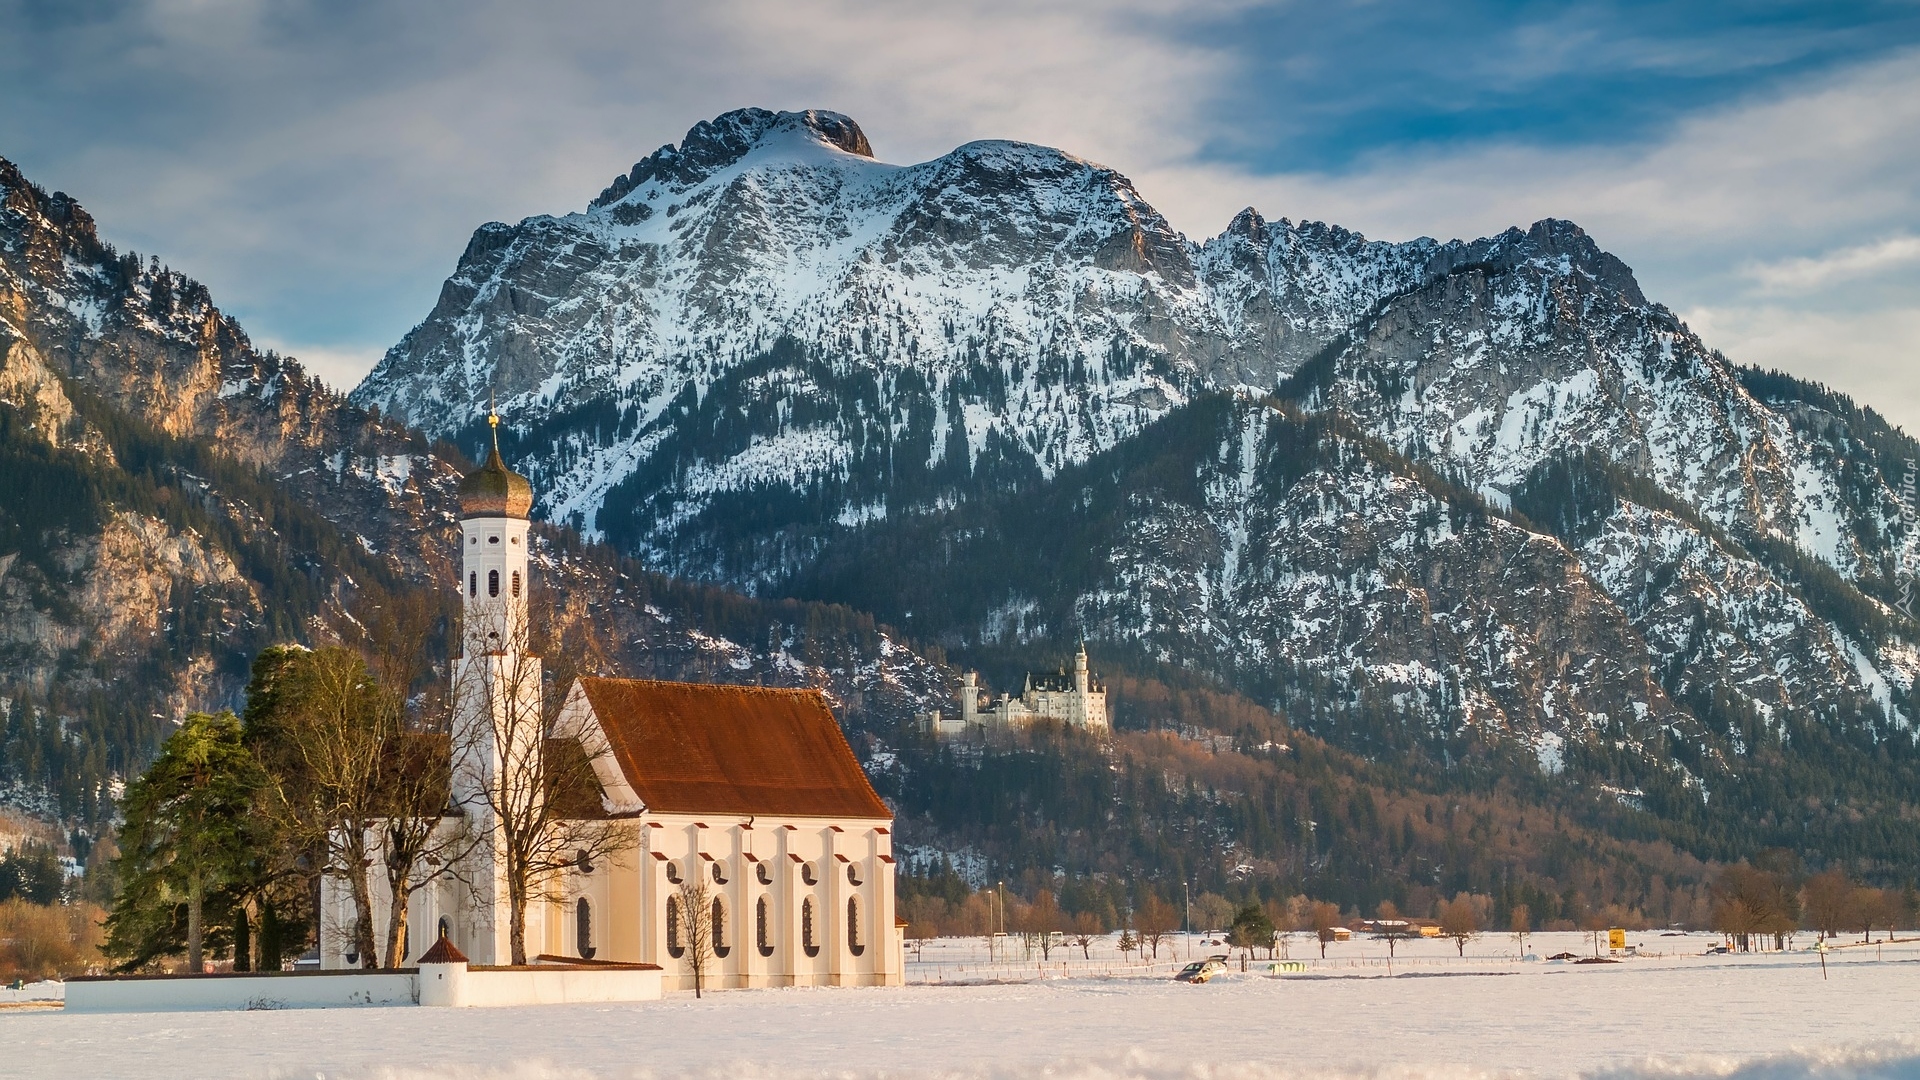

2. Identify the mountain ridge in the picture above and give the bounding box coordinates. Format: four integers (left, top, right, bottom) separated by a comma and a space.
351, 106, 1920, 879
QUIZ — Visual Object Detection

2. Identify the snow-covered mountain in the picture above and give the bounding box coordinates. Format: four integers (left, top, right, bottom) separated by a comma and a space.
356, 109, 1492, 582
359, 109, 1900, 602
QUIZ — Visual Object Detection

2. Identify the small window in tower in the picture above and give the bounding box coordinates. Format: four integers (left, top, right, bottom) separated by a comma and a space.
511, 536, 519, 545
512, 571, 521, 597
468, 572, 477, 597
470, 536, 477, 545
577, 897, 595, 960
488, 570, 499, 597
489, 535, 499, 544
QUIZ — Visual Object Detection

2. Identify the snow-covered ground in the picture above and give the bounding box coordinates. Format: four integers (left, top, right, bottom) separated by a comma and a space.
5, 932, 1918, 1080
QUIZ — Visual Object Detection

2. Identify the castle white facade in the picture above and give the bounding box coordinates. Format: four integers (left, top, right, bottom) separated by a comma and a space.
319, 419, 903, 989
928, 644, 1109, 737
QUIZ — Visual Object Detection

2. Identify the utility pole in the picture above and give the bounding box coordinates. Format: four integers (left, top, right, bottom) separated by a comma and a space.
993, 881, 1004, 964
1184, 880, 1191, 959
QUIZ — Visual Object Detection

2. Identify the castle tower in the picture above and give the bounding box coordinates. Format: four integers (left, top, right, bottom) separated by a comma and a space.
960, 671, 978, 728
1072, 642, 1090, 728
449, 407, 541, 964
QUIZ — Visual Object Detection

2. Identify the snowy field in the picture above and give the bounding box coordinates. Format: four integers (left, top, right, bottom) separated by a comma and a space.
5, 932, 1920, 1080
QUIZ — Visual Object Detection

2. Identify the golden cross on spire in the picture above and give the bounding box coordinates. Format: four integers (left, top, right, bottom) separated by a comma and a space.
488, 389, 500, 455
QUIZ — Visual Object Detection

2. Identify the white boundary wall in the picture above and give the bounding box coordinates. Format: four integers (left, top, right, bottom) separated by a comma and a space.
419, 961, 662, 1006
65, 970, 416, 1012
66, 962, 662, 1012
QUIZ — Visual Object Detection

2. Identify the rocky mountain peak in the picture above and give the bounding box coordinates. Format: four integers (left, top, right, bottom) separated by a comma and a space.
590, 107, 874, 208
1479, 218, 1647, 305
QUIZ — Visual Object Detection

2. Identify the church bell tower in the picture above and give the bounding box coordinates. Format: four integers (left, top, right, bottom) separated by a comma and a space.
449, 405, 541, 965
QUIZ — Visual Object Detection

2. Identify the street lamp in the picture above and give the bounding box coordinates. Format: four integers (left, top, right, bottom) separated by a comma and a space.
1184, 880, 1191, 959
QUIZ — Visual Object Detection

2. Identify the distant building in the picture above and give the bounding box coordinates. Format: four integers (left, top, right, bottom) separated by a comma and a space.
928, 644, 1109, 737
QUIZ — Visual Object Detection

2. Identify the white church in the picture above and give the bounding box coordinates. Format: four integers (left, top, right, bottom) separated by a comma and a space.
320, 418, 903, 989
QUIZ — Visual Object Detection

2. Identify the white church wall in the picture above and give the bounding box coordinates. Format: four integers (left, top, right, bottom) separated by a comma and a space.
635, 813, 900, 990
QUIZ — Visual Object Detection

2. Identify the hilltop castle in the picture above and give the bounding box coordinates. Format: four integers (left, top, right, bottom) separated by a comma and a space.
928, 644, 1109, 737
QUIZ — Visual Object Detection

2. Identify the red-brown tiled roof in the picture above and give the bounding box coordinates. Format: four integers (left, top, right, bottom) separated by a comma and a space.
577, 678, 891, 821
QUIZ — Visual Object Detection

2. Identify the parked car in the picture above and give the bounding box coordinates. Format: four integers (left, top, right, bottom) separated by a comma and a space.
1175, 956, 1230, 983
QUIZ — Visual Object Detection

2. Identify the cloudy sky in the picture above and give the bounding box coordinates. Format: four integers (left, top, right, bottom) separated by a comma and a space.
3, 0, 1918, 426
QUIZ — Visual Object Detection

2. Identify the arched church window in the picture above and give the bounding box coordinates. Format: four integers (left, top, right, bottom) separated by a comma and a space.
577, 897, 595, 960
512, 571, 521, 597
488, 569, 499, 597
847, 897, 864, 957
802, 897, 819, 957
666, 895, 685, 958
468, 571, 476, 597
756, 895, 773, 956
711, 897, 729, 958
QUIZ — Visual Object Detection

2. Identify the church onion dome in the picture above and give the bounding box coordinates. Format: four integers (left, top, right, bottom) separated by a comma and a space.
458, 414, 533, 520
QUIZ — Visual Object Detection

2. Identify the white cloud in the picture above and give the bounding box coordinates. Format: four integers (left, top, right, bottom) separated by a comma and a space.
1745, 235, 1920, 293
3, 1, 1915, 426
254, 339, 389, 397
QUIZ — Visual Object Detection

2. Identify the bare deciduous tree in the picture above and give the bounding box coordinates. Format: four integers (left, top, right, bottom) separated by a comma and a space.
1309, 901, 1343, 959
1439, 895, 1480, 957
248, 647, 388, 969
1509, 902, 1531, 956
1071, 911, 1102, 959
452, 601, 632, 966
675, 877, 717, 998
1136, 893, 1176, 961
1802, 869, 1853, 942
1373, 901, 1415, 971
349, 593, 484, 969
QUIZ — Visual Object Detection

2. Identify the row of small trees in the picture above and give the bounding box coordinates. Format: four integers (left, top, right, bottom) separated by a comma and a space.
902, 862, 1920, 965
1712, 864, 1912, 951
